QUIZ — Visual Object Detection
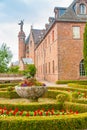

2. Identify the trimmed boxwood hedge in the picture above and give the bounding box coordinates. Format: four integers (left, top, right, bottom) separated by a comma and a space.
0, 90, 72, 99
0, 91, 20, 98
0, 83, 18, 88
56, 80, 87, 85
45, 90, 72, 99
68, 83, 87, 89
0, 113, 87, 130
73, 99, 87, 104
0, 102, 62, 111
64, 102, 87, 113
48, 86, 87, 93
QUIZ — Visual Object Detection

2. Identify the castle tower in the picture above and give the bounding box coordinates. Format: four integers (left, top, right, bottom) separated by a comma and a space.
18, 20, 26, 60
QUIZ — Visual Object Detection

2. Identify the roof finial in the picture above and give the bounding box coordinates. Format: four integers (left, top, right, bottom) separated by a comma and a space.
18, 20, 24, 31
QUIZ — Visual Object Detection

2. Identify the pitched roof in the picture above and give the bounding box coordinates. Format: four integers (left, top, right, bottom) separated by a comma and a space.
25, 35, 30, 44
57, 0, 87, 22
22, 58, 34, 64
31, 29, 45, 44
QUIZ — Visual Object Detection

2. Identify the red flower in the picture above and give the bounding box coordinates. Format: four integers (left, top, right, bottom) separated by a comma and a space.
26, 112, 29, 116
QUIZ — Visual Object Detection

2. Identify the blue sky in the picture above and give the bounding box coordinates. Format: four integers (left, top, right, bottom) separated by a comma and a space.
0, 0, 73, 62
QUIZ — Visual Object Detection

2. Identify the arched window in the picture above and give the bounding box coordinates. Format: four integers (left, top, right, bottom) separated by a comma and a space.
79, 59, 86, 76
80, 4, 86, 14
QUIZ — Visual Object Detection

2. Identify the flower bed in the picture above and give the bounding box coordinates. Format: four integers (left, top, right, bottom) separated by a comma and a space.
0, 107, 78, 117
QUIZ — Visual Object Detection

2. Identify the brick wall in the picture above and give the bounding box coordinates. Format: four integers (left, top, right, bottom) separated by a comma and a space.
57, 22, 86, 80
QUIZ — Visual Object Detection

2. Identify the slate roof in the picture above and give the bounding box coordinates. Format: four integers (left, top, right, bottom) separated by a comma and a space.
31, 29, 45, 44
25, 0, 87, 49
25, 35, 30, 44
22, 58, 34, 64
25, 29, 45, 45
57, 0, 87, 22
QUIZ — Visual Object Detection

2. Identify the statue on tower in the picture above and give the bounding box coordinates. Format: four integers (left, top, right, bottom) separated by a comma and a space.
18, 20, 24, 31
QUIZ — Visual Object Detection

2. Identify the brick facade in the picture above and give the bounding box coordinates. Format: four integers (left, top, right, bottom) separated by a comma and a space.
18, 0, 87, 82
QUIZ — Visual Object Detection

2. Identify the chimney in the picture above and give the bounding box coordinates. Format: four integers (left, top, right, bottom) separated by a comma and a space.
48, 17, 55, 23
45, 24, 49, 30
54, 7, 59, 19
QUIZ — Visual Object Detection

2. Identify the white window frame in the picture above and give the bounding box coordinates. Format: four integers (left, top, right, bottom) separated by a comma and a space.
80, 4, 86, 14
73, 26, 80, 39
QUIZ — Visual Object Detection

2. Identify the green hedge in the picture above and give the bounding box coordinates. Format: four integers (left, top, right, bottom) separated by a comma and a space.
0, 91, 20, 98
56, 80, 87, 85
0, 113, 87, 130
0, 90, 72, 99
73, 99, 87, 104
68, 83, 87, 89
0, 102, 62, 111
0, 83, 18, 88
64, 102, 87, 113
45, 90, 72, 99
48, 86, 87, 93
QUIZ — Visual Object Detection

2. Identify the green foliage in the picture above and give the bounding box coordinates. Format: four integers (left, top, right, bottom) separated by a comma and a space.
0, 43, 12, 73
0, 102, 61, 111
0, 83, 18, 88
7, 86, 14, 91
56, 94, 72, 103
73, 98, 87, 104
84, 23, 87, 75
64, 102, 87, 113
45, 90, 72, 100
56, 80, 87, 85
23, 64, 36, 78
8, 66, 19, 73
0, 113, 87, 130
68, 83, 87, 89
0, 91, 19, 98
72, 92, 79, 99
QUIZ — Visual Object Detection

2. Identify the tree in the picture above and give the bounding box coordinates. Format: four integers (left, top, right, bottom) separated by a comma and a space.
83, 23, 87, 75
0, 43, 13, 73
8, 66, 19, 73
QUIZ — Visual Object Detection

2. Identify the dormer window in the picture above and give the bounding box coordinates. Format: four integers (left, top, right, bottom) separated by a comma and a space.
80, 4, 86, 14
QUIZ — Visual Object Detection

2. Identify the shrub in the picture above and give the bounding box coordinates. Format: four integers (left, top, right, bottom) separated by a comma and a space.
0, 113, 87, 130
56, 93, 72, 103
7, 86, 14, 91
56, 80, 87, 85
72, 92, 79, 99
68, 83, 87, 89
45, 90, 72, 101
64, 102, 87, 113
0, 102, 62, 111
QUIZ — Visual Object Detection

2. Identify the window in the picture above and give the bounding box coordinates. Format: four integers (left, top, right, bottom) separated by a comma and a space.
52, 30, 54, 42
80, 4, 86, 14
52, 60, 55, 73
30, 40, 32, 46
73, 27, 80, 39
80, 59, 86, 76
45, 63, 47, 74
49, 62, 50, 73
48, 35, 50, 45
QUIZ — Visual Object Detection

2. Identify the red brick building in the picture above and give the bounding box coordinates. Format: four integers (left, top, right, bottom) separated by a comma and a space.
18, 0, 87, 82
